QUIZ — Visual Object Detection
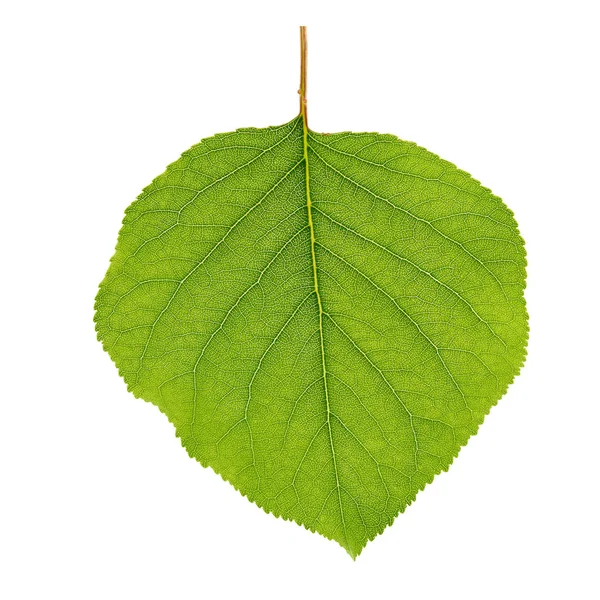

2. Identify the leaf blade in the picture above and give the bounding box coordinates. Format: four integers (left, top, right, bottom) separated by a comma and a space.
95, 117, 528, 558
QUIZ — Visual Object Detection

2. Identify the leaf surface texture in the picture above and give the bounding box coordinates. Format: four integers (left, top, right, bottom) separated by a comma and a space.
95, 116, 528, 557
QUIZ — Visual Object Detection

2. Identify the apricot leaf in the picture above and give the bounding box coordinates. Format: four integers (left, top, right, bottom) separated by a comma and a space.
95, 28, 528, 558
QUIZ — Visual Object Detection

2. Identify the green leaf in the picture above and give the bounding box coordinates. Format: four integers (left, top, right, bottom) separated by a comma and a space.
95, 113, 527, 557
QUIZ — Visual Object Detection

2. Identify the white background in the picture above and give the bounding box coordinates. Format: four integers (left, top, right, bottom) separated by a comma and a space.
1, 1, 598, 598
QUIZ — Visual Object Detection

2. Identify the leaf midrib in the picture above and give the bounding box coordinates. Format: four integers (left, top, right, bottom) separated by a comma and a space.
304, 116, 348, 548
